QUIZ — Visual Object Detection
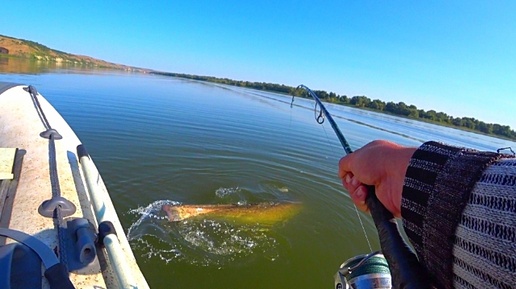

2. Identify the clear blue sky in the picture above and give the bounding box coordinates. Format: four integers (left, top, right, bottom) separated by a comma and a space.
3, 1, 515, 129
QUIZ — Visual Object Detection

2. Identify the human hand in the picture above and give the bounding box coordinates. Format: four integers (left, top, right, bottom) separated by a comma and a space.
338, 140, 416, 218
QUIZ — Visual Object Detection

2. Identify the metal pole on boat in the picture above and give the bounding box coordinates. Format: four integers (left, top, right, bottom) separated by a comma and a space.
76, 144, 139, 289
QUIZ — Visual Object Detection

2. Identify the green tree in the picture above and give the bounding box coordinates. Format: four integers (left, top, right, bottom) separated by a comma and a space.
328, 92, 338, 103
493, 124, 512, 138
452, 117, 463, 127
423, 110, 438, 121
396, 102, 412, 116
367, 99, 386, 111
385, 102, 397, 114
350, 96, 371, 107
407, 105, 419, 118
461, 117, 477, 129
477, 122, 493, 134
338, 95, 349, 104
315, 90, 329, 100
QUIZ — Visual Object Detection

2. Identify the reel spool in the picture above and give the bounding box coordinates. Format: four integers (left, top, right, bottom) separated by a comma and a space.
334, 252, 391, 289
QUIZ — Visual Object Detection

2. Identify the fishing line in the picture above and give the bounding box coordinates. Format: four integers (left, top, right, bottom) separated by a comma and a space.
297, 90, 373, 252
288, 101, 293, 133
322, 129, 373, 253
353, 204, 373, 252
320, 114, 373, 252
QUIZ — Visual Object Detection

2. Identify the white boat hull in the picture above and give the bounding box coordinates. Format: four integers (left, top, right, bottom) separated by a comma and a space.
0, 83, 149, 289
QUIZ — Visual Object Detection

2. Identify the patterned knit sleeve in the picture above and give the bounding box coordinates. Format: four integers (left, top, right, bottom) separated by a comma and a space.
400, 141, 514, 289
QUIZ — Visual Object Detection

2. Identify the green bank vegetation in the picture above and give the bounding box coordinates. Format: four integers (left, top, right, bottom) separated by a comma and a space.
0, 34, 147, 72
152, 71, 516, 141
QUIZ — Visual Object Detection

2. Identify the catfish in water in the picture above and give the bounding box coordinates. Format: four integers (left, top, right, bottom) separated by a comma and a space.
162, 202, 302, 225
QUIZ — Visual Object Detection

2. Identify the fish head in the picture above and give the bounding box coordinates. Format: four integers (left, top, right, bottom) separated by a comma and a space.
162, 205, 183, 222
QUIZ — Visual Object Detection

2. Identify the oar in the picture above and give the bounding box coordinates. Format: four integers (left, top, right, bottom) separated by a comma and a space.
163, 202, 302, 225
294, 85, 430, 289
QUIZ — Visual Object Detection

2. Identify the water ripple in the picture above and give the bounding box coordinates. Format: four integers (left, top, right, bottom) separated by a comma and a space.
126, 200, 284, 267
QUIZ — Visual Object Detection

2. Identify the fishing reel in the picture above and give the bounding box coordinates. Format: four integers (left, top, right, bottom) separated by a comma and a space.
334, 251, 391, 289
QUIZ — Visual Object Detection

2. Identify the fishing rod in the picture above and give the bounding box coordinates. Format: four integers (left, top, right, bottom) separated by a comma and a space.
292, 85, 430, 289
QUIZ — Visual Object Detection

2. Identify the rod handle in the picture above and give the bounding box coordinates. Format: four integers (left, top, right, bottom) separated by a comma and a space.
365, 185, 431, 289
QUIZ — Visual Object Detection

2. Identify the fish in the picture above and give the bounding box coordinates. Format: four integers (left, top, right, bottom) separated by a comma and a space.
162, 201, 302, 225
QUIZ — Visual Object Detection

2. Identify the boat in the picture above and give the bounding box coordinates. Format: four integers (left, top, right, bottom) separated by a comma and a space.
0, 82, 149, 289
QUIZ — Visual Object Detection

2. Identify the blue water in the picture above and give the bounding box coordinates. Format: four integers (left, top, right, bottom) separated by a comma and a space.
1, 69, 514, 289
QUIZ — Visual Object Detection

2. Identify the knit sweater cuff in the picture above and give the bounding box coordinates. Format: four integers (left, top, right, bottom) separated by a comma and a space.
401, 141, 502, 288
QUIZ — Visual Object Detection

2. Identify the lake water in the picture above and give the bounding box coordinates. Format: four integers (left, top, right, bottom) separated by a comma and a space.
1, 62, 515, 289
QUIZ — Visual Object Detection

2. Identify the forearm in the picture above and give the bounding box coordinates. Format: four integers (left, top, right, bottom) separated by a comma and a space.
400, 141, 506, 288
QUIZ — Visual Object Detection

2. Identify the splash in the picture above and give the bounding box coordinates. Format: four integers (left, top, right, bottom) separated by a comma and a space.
215, 186, 241, 198
126, 200, 283, 266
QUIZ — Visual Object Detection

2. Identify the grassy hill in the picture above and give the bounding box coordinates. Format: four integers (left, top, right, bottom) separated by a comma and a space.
0, 34, 148, 72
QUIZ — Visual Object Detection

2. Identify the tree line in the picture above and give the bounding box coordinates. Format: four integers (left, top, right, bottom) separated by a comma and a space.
152, 71, 516, 140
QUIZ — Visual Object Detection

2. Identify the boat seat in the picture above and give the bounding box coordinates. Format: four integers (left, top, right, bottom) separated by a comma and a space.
0, 148, 23, 229
1, 148, 44, 289
0, 242, 43, 289
0, 148, 17, 180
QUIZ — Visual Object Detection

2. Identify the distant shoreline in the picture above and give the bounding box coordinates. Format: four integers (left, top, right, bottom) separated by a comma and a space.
151, 71, 516, 142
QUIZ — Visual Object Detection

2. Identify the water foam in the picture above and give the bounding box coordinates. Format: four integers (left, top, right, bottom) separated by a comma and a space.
126, 199, 281, 266
215, 186, 241, 198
